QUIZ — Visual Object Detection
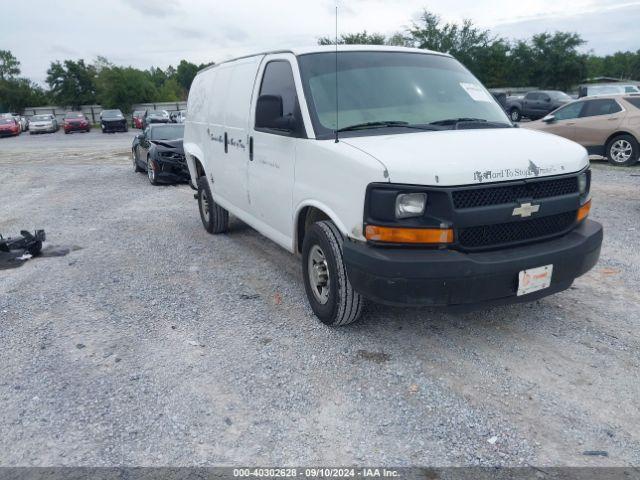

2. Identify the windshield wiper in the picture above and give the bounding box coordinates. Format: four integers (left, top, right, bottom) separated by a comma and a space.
337, 121, 442, 133
337, 121, 409, 132
429, 118, 512, 129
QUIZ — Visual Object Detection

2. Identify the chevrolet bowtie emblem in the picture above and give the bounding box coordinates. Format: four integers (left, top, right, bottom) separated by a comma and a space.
512, 202, 540, 217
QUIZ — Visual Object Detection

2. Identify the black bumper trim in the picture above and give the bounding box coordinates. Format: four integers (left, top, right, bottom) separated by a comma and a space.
343, 220, 603, 309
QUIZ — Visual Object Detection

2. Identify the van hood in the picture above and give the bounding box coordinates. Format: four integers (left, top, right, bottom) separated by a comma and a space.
341, 128, 588, 186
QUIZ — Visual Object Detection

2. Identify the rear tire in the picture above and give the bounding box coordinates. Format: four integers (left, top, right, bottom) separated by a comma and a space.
606, 134, 638, 166
302, 221, 363, 326
509, 108, 522, 122
197, 176, 228, 234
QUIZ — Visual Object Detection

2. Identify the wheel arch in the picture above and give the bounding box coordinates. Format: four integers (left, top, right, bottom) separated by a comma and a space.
605, 130, 639, 149
184, 144, 206, 184
294, 201, 349, 254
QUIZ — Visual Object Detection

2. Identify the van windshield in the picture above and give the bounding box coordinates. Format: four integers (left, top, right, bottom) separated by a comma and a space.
298, 51, 511, 139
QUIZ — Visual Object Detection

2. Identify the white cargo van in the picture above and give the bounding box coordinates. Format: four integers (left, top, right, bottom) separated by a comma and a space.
184, 46, 602, 326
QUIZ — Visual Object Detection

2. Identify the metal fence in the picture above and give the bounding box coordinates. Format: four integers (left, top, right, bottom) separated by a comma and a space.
21, 102, 188, 123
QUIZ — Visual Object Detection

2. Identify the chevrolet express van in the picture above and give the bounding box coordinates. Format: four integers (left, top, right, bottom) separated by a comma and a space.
183, 46, 603, 326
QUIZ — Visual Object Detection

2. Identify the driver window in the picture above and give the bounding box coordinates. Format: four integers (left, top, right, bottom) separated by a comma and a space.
553, 102, 583, 121
259, 61, 298, 118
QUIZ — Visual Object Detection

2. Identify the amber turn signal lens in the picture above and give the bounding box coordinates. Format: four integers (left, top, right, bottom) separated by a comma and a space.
577, 200, 591, 222
365, 225, 454, 244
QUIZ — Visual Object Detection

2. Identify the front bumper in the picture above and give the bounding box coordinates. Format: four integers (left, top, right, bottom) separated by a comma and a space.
65, 123, 90, 132
101, 122, 127, 132
0, 129, 19, 137
344, 220, 603, 309
154, 157, 189, 183
30, 125, 55, 133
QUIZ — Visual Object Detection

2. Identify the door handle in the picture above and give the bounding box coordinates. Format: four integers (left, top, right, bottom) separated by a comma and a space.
249, 136, 254, 161
608, 117, 619, 121
224, 132, 228, 153
566, 122, 575, 126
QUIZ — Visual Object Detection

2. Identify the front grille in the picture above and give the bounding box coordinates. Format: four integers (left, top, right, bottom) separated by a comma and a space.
458, 211, 576, 249
452, 176, 578, 209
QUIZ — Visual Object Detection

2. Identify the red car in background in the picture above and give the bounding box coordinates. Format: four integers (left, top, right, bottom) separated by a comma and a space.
0, 116, 21, 137
132, 110, 145, 129
63, 112, 91, 134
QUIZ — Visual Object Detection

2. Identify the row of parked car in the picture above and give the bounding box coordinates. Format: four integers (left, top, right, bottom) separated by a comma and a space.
0, 107, 188, 138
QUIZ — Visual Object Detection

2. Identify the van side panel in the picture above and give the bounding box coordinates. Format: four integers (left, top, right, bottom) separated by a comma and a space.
219, 56, 264, 213
293, 140, 388, 243
184, 70, 212, 183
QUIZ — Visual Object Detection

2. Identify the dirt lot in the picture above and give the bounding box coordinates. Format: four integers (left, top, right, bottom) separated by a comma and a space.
0, 130, 639, 467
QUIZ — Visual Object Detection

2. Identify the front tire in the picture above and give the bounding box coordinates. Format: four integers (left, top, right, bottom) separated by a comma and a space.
302, 221, 363, 326
147, 156, 159, 185
606, 134, 638, 166
197, 176, 228, 233
133, 148, 143, 172
509, 108, 522, 122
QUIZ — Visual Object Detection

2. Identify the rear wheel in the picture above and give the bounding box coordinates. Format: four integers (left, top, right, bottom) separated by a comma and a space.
302, 221, 363, 326
606, 134, 638, 166
197, 176, 228, 234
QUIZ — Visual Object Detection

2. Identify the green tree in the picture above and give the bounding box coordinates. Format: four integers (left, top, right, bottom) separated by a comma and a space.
46, 59, 97, 107
148, 66, 168, 88
176, 59, 199, 91
408, 11, 496, 69
318, 30, 386, 45
527, 32, 587, 90
0, 78, 48, 112
156, 77, 183, 101
0, 50, 20, 80
96, 66, 157, 113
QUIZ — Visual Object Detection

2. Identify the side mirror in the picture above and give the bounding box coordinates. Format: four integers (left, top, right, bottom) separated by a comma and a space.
542, 114, 555, 123
255, 94, 296, 132
545, 97, 551, 102
136, 133, 144, 139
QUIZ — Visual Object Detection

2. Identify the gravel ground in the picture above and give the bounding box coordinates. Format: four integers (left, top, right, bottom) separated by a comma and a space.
0, 130, 639, 467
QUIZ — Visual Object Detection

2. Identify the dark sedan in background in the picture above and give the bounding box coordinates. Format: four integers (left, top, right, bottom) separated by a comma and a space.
100, 109, 128, 133
142, 110, 170, 128
131, 124, 188, 185
63, 112, 91, 134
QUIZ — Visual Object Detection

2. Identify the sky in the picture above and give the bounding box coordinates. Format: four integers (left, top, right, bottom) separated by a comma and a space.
2, 0, 639, 85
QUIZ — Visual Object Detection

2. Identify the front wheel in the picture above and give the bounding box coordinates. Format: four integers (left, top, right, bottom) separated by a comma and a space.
133, 148, 143, 172
509, 108, 522, 122
302, 221, 363, 326
147, 156, 159, 185
197, 176, 228, 233
606, 134, 638, 166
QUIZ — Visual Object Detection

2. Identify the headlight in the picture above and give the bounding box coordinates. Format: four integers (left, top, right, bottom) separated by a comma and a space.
578, 172, 588, 195
395, 193, 426, 219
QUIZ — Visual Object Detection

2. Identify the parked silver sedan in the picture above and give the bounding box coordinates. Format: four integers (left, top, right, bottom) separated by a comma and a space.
29, 114, 59, 134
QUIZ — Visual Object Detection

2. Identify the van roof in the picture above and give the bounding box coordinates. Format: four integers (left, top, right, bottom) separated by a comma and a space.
199, 45, 448, 73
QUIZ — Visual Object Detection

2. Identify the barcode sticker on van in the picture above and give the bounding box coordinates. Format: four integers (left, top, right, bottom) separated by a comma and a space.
460, 83, 493, 102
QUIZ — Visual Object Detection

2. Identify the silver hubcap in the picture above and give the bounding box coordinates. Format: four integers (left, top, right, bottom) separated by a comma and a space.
200, 190, 210, 222
511, 111, 519, 121
308, 245, 330, 304
147, 158, 155, 181
610, 140, 633, 163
